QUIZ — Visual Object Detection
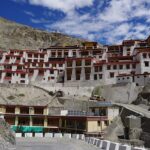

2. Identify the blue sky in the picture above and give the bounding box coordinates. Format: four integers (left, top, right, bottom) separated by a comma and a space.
0, 0, 150, 45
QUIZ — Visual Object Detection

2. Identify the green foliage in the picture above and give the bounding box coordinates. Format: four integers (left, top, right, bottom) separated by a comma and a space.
18, 93, 25, 97
7, 96, 15, 100
92, 86, 102, 96
49, 91, 54, 96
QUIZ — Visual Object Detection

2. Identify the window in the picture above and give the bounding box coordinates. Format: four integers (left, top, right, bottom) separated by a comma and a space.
5, 65, 11, 69
67, 62, 72, 67
67, 76, 71, 80
73, 52, 76, 56
59, 64, 63, 67
132, 64, 136, 69
32, 63, 36, 67
6, 106, 15, 113
28, 54, 32, 57
21, 74, 25, 78
110, 72, 114, 78
17, 66, 22, 70
39, 63, 43, 67
119, 65, 123, 69
50, 70, 54, 74
85, 74, 90, 80
143, 53, 147, 58
64, 52, 68, 57
94, 74, 97, 80
6, 73, 11, 77
6, 56, 9, 60
20, 80, 25, 83
94, 66, 99, 72
52, 64, 56, 67
113, 65, 117, 70
85, 60, 91, 66
76, 61, 82, 66
20, 107, 29, 114
29, 70, 33, 74
76, 74, 80, 80
107, 65, 111, 70
40, 54, 44, 58
91, 108, 95, 113
85, 67, 91, 74
127, 48, 130, 51
58, 52, 62, 57
45, 63, 49, 67
51, 52, 56, 57
99, 66, 102, 72
104, 120, 109, 126
144, 61, 149, 67
126, 64, 130, 69
34, 54, 38, 58
39, 70, 44, 75
67, 69, 72, 80
99, 74, 102, 79
97, 121, 101, 126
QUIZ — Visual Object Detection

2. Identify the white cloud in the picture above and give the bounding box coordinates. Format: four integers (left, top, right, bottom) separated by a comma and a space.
30, 18, 51, 24
12, 0, 26, 2
46, 0, 149, 44
28, 0, 94, 13
47, 11, 106, 41
24, 11, 35, 17
99, 0, 150, 23
12, 0, 150, 44
99, 0, 131, 23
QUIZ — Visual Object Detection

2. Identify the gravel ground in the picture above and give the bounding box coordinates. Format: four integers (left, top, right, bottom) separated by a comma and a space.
15, 137, 100, 150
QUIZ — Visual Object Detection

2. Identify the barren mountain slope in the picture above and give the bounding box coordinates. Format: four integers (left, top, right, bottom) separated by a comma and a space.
0, 17, 85, 50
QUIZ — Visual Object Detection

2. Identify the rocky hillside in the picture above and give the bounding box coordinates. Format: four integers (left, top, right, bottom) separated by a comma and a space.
132, 81, 150, 105
0, 84, 53, 105
92, 83, 142, 104
0, 17, 85, 50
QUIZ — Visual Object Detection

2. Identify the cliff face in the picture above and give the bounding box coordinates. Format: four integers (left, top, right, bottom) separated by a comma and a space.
0, 17, 85, 50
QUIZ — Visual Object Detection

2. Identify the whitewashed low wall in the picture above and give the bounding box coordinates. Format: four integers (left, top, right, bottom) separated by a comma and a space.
35, 133, 43, 137
86, 137, 146, 150
64, 133, 71, 138
15, 133, 22, 138
79, 134, 85, 140
44, 133, 53, 138
109, 142, 120, 150
54, 133, 63, 138
15, 133, 147, 150
25, 133, 32, 138
72, 134, 79, 139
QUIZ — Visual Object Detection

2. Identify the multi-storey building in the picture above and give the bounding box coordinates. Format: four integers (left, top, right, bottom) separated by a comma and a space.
0, 35, 150, 86
0, 103, 116, 135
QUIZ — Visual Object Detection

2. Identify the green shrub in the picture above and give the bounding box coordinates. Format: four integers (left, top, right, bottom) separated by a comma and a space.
18, 93, 25, 97
7, 96, 15, 100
